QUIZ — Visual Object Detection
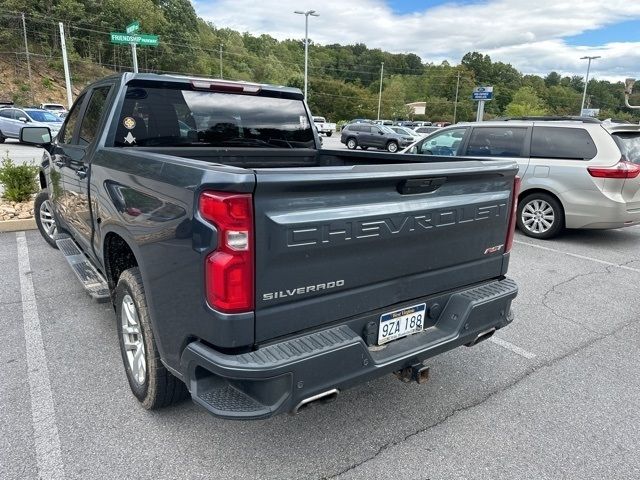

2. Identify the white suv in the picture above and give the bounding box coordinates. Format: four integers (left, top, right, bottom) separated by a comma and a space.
402, 117, 640, 239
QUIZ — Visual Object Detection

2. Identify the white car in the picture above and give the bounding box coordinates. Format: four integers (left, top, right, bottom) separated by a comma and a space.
312, 116, 336, 137
40, 103, 67, 117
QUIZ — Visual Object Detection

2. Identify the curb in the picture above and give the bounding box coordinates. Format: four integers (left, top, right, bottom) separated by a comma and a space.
0, 218, 37, 232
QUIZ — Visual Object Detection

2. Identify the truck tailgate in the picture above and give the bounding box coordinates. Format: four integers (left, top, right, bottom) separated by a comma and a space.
253, 160, 517, 341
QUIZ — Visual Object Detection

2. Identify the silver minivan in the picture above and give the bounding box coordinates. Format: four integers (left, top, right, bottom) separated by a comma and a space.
402, 118, 640, 239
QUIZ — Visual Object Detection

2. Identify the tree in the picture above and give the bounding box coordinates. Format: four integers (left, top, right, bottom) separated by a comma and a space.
545, 72, 562, 87
505, 87, 548, 116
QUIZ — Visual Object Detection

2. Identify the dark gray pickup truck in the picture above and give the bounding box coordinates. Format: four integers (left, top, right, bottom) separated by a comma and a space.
23, 73, 519, 419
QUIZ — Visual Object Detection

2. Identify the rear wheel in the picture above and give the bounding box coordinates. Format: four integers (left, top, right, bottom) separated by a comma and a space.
34, 191, 58, 248
115, 268, 188, 409
517, 192, 564, 239
346, 137, 358, 150
386, 141, 399, 153
360, 146, 369, 150
0, 130, 5, 143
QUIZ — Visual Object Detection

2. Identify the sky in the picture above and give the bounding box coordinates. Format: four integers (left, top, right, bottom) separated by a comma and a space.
192, 0, 640, 82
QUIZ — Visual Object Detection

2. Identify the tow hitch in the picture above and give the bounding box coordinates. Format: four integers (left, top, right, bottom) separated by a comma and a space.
394, 363, 430, 384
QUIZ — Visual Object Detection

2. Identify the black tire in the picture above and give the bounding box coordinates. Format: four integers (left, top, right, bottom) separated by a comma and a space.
386, 141, 399, 153
326, 132, 332, 137
346, 137, 358, 150
115, 268, 188, 409
516, 192, 564, 239
361, 146, 369, 150
34, 190, 59, 248
0, 130, 5, 143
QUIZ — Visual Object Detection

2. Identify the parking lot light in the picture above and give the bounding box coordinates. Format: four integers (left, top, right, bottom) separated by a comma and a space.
294, 9, 320, 100
579, 55, 601, 115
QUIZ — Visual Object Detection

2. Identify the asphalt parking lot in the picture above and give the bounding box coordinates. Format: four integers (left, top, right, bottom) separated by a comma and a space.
2, 220, 640, 479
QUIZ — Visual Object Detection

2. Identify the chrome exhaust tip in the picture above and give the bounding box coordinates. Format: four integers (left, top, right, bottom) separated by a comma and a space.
293, 388, 339, 414
465, 327, 496, 347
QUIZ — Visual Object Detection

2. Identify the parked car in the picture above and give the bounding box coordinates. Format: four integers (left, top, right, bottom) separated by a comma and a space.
341, 123, 413, 152
40, 103, 67, 116
402, 117, 640, 239
414, 126, 441, 136
348, 118, 374, 124
312, 116, 336, 137
373, 119, 394, 126
389, 125, 422, 142
22, 72, 518, 420
0, 107, 63, 142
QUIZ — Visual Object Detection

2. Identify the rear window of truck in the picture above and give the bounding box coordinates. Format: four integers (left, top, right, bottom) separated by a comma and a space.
113, 85, 315, 148
611, 132, 640, 164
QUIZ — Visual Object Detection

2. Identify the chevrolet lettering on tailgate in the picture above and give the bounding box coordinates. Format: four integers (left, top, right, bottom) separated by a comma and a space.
287, 202, 508, 247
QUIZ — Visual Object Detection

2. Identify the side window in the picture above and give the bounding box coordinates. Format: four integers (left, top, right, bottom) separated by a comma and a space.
361, 126, 372, 133
466, 127, 527, 157
78, 86, 111, 146
419, 128, 467, 156
59, 94, 86, 145
531, 127, 596, 160
0, 109, 14, 119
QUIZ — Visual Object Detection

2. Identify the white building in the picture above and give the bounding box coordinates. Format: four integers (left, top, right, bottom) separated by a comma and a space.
406, 101, 426, 115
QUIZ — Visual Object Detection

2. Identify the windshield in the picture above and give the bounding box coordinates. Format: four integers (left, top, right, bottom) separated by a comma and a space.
113, 85, 315, 148
313, 117, 325, 123
26, 110, 62, 122
44, 105, 65, 110
612, 132, 640, 164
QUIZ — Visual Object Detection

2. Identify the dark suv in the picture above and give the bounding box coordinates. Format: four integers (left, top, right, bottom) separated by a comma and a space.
341, 123, 411, 153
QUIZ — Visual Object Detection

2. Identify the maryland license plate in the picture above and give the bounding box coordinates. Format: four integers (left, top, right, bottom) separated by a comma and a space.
377, 303, 426, 345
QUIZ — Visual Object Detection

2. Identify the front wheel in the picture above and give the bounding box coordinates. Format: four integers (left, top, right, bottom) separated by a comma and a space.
326, 132, 332, 137
34, 190, 58, 248
517, 193, 564, 239
0, 130, 5, 143
346, 137, 358, 149
386, 141, 399, 153
115, 268, 188, 409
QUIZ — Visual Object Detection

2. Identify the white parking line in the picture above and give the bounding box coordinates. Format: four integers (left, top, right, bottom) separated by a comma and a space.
16, 232, 65, 480
489, 336, 536, 359
514, 240, 640, 274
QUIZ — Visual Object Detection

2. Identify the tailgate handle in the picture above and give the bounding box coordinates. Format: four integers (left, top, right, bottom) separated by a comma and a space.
398, 177, 446, 195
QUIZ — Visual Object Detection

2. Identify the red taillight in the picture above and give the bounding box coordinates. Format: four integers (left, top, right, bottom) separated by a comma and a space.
588, 160, 640, 179
199, 191, 254, 313
505, 176, 521, 254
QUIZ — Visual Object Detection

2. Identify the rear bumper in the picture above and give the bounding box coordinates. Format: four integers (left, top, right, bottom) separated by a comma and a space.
181, 277, 518, 420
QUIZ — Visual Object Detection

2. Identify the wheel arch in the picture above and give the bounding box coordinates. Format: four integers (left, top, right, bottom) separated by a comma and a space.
103, 231, 139, 293
518, 187, 566, 215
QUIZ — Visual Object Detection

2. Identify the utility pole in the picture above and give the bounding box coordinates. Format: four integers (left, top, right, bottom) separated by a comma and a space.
580, 55, 601, 115
21, 13, 34, 104
453, 71, 461, 124
377, 62, 384, 120
294, 10, 319, 100
131, 43, 139, 73
219, 44, 223, 78
58, 22, 73, 109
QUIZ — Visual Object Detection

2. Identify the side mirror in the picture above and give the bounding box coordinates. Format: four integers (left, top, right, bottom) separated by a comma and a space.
18, 116, 28, 123
20, 126, 52, 146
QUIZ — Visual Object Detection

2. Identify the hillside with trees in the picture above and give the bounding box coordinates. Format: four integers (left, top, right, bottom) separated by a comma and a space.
0, 0, 638, 123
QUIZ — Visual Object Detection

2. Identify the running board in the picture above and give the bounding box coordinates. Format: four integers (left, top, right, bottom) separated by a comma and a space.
55, 237, 110, 302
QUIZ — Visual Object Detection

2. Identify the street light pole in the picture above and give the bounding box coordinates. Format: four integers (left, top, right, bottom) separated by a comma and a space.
579, 55, 601, 115
294, 9, 319, 100
377, 62, 384, 120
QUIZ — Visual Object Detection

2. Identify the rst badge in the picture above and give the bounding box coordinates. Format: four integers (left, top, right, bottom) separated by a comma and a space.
484, 244, 504, 254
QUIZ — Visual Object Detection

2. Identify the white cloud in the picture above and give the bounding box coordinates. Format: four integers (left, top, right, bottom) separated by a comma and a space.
194, 0, 640, 80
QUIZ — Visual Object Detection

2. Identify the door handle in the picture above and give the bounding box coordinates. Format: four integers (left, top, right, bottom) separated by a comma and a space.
76, 168, 87, 179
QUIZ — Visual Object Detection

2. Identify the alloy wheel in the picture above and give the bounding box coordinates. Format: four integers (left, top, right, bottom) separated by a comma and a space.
121, 294, 147, 385
39, 200, 58, 240
521, 199, 555, 234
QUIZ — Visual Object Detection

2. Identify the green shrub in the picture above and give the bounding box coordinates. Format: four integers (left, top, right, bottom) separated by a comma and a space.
0, 153, 39, 202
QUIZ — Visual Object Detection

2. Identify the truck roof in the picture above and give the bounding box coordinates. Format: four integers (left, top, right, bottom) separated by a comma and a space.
108, 72, 304, 100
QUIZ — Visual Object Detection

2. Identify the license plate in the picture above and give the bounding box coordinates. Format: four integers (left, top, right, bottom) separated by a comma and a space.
377, 303, 426, 345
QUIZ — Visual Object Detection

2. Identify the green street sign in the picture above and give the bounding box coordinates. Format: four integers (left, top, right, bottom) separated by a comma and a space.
110, 32, 159, 46
126, 21, 140, 34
